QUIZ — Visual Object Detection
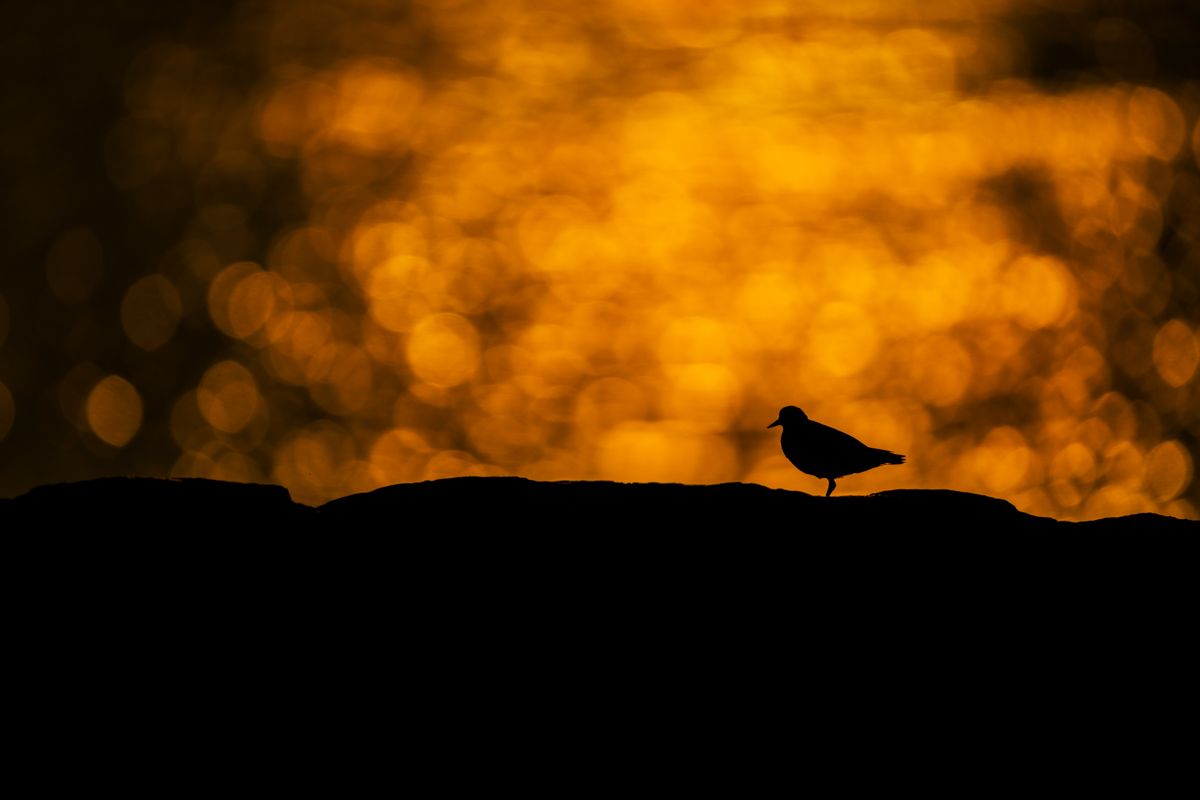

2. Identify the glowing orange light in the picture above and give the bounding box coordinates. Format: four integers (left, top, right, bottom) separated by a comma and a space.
1152, 320, 1199, 387
1127, 87, 1186, 161
49, 0, 1193, 518
198, 361, 261, 434
406, 313, 481, 388
1144, 441, 1192, 503
85, 375, 143, 447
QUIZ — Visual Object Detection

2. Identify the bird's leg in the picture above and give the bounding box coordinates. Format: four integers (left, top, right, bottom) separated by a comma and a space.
825, 478, 836, 497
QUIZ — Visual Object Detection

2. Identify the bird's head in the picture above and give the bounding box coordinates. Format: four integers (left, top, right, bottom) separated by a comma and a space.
767, 405, 808, 429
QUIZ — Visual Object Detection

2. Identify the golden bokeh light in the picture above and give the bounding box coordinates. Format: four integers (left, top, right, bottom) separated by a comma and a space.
368, 428, 432, 486
809, 303, 879, 378
1144, 440, 1193, 504
909, 336, 973, 407
597, 423, 737, 484
1000, 256, 1076, 330
328, 59, 423, 154
1127, 88, 1186, 162
5, 1, 1197, 520
1152, 320, 1198, 388
406, 312, 480, 388
197, 361, 261, 434
226, 271, 289, 340
85, 375, 143, 447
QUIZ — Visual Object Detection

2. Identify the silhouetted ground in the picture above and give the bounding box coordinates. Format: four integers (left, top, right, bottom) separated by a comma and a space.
1, 476, 1193, 531
5, 473, 1192, 752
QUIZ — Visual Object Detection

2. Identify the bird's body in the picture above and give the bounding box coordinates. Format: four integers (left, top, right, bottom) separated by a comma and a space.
768, 406, 904, 496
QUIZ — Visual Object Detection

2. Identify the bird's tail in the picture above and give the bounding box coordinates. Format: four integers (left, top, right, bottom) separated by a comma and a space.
875, 449, 905, 465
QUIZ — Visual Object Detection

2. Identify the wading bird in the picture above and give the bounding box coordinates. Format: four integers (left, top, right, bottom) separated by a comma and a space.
768, 405, 905, 496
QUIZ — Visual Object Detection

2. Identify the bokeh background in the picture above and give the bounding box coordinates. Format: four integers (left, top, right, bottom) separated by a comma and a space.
1, 0, 1198, 517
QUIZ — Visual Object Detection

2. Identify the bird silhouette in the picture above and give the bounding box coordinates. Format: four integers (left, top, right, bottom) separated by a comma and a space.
768, 405, 905, 496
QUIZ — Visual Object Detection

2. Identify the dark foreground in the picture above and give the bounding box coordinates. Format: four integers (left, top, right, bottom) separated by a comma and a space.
1, 475, 1194, 532
3, 475, 1193, 751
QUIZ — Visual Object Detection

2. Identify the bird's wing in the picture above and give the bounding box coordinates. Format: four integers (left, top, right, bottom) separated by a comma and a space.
807, 420, 872, 453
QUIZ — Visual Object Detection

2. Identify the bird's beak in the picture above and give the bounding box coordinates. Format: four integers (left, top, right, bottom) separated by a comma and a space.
767, 418, 781, 429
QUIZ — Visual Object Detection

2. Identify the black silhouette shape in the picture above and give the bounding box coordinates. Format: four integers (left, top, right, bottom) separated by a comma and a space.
768, 405, 905, 496
1, 475, 1194, 532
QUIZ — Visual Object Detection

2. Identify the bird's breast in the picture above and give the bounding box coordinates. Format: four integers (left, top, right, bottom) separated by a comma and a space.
780, 430, 827, 476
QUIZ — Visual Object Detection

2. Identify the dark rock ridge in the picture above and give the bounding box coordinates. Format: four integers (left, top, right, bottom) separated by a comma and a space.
1, 475, 1194, 532
5, 476, 1193, 650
